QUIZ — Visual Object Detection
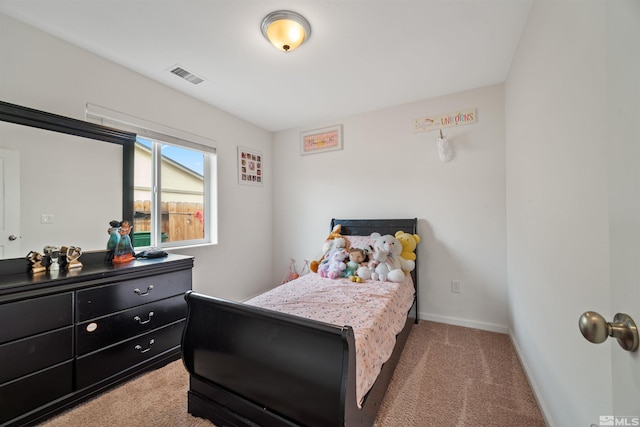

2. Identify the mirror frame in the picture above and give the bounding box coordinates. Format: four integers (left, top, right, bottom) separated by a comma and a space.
0, 100, 136, 256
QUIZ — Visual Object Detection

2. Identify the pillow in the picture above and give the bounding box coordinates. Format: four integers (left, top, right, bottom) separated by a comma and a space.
344, 235, 369, 248
345, 235, 373, 252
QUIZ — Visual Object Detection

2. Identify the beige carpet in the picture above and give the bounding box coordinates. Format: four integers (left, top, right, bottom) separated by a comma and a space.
375, 321, 546, 426
39, 321, 545, 427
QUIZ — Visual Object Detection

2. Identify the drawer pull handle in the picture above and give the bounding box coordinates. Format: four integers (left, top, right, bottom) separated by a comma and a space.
134, 311, 154, 325
135, 339, 155, 353
134, 285, 154, 296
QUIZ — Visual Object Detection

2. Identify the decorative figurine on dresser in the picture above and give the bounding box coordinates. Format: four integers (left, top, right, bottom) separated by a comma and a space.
109, 219, 135, 264
63, 246, 83, 270
26, 250, 46, 274
43, 245, 60, 272
106, 220, 120, 263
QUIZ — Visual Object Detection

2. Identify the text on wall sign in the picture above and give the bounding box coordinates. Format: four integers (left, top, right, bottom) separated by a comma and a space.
413, 108, 477, 133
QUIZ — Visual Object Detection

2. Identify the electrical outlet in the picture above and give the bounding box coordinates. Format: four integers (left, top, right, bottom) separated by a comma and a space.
451, 280, 461, 293
41, 214, 54, 224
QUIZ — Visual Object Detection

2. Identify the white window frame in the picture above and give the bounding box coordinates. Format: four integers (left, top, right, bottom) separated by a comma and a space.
86, 103, 218, 249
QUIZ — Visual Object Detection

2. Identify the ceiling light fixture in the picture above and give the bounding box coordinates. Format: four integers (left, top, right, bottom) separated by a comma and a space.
261, 10, 311, 52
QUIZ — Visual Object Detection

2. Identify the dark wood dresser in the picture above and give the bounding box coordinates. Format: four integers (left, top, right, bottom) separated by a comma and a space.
0, 252, 193, 427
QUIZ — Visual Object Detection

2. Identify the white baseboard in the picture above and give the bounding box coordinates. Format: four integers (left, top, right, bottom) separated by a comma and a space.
418, 312, 509, 334
508, 329, 554, 427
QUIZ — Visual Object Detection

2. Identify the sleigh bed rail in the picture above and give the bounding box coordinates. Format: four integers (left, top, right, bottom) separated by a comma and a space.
181, 291, 358, 427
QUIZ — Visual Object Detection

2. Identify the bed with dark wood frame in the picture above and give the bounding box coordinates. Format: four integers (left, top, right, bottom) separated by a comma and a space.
181, 218, 419, 427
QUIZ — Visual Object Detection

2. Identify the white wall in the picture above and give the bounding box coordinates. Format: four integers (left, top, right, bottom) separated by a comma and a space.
0, 14, 273, 301
271, 84, 509, 331
505, 1, 612, 425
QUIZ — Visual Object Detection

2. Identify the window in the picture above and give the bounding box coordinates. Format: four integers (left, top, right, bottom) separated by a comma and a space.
86, 104, 217, 249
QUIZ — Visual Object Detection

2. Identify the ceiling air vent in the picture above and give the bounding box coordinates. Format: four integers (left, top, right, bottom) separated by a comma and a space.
168, 65, 204, 85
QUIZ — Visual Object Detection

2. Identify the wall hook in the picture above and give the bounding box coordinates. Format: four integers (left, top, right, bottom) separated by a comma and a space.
436, 130, 454, 163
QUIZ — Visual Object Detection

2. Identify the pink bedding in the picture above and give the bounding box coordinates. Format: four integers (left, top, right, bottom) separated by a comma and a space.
245, 272, 415, 407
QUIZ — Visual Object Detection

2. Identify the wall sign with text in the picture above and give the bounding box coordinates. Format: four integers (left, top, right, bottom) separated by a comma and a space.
413, 108, 477, 133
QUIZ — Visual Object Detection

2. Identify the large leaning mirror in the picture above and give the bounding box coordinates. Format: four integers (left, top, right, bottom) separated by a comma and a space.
0, 101, 135, 260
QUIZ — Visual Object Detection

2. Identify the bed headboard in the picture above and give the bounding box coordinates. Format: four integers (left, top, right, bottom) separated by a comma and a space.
331, 218, 419, 320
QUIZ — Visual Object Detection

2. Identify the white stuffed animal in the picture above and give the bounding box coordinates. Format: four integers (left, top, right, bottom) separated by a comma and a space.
359, 232, 412, 283
318, 247, 348, 279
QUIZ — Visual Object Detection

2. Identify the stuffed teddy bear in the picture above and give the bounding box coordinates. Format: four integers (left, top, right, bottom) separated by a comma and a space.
395, 230, 420, 272
318, 247, 348, 279
360, 232, 413, 282
310, 224, 346, 273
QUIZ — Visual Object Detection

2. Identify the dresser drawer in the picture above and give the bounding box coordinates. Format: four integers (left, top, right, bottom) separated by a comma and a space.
0, 293, 73, 344
75, 320, 185, 390
0, 361, 73, 424
76, 294, 187, 355
76, 269, 191, 322
0, 326, 73, 384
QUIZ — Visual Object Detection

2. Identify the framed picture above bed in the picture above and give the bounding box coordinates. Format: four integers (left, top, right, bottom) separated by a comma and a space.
237, 146, 263, 186
300, 124, 343, 155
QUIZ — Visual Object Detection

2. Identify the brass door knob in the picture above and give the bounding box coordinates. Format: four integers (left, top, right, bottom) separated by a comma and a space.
579, 311, 639, 352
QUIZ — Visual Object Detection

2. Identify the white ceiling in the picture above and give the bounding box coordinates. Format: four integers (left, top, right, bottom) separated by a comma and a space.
0, 0, 532, 132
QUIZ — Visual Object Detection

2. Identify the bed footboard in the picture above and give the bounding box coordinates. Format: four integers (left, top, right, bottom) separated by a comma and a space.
181, 291, 358, 427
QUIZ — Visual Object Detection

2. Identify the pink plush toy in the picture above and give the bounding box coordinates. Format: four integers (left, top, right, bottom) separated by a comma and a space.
318, 247, 348, 279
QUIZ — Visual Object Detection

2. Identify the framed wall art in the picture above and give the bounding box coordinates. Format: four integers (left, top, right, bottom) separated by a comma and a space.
238, 146, 263, 186
300, 125, 343, 155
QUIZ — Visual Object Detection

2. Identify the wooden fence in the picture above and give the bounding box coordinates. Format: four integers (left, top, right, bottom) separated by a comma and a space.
133, 200, 204, 243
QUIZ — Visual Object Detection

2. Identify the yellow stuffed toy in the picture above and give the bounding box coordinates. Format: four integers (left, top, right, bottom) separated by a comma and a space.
310, 224, 346, 273
395, 231, 420, 270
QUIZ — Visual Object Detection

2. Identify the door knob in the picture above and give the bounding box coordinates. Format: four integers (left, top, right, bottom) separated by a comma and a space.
8, 235, 17, 241
579, 311, 639, 352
